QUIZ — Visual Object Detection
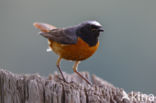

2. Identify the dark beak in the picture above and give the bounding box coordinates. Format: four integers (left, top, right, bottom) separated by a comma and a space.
98, 28, 104, 32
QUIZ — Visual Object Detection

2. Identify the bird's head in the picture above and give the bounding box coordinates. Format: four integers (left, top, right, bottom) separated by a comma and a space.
76, 21, 104, 46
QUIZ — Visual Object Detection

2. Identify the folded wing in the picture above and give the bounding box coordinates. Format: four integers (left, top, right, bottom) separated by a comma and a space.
34, 22, 78, 44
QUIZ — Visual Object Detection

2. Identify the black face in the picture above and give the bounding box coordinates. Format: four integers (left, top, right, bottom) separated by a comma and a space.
76, 22, 104, 46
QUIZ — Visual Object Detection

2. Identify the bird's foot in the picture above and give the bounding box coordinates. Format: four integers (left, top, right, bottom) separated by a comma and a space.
57, 77, 74, 84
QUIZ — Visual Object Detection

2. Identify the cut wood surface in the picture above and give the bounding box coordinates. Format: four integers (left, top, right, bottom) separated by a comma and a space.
0, 69, 155, 103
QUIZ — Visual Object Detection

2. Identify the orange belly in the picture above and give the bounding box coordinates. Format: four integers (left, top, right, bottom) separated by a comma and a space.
48, 37, 99, 61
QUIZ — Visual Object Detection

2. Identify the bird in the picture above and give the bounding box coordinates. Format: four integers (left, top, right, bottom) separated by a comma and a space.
33, 21, 104, 84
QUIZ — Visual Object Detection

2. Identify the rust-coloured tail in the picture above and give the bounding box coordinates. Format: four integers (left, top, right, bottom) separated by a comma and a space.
33, 22, 57, 32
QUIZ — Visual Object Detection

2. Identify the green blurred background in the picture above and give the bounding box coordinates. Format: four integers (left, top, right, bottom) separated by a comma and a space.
0, 0, 156, 94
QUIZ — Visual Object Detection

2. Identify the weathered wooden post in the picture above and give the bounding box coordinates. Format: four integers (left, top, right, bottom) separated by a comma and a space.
0, 69, 155, 103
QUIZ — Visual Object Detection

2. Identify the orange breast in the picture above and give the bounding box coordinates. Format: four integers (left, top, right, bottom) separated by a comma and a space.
48, 37, 99, 61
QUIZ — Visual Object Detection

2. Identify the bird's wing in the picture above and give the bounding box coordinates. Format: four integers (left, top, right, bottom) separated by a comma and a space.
40, 28, 78, 44
33, 22, 78, 44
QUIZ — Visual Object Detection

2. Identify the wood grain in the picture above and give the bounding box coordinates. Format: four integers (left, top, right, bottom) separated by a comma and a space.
0, 69, 155, 103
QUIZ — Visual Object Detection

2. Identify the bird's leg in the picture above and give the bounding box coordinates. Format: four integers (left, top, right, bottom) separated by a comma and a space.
56, 56, 67, 82
73, 61, 92, 85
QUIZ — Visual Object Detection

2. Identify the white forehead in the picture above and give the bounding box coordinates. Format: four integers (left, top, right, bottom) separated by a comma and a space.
88, 21, 102, 27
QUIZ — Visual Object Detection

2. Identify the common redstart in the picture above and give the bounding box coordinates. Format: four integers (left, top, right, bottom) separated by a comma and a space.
33, 21, 104, 84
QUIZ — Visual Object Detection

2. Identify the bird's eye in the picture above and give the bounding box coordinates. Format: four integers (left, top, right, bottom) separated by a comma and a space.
90, 25, 98, 32
91, 28, 97, 32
